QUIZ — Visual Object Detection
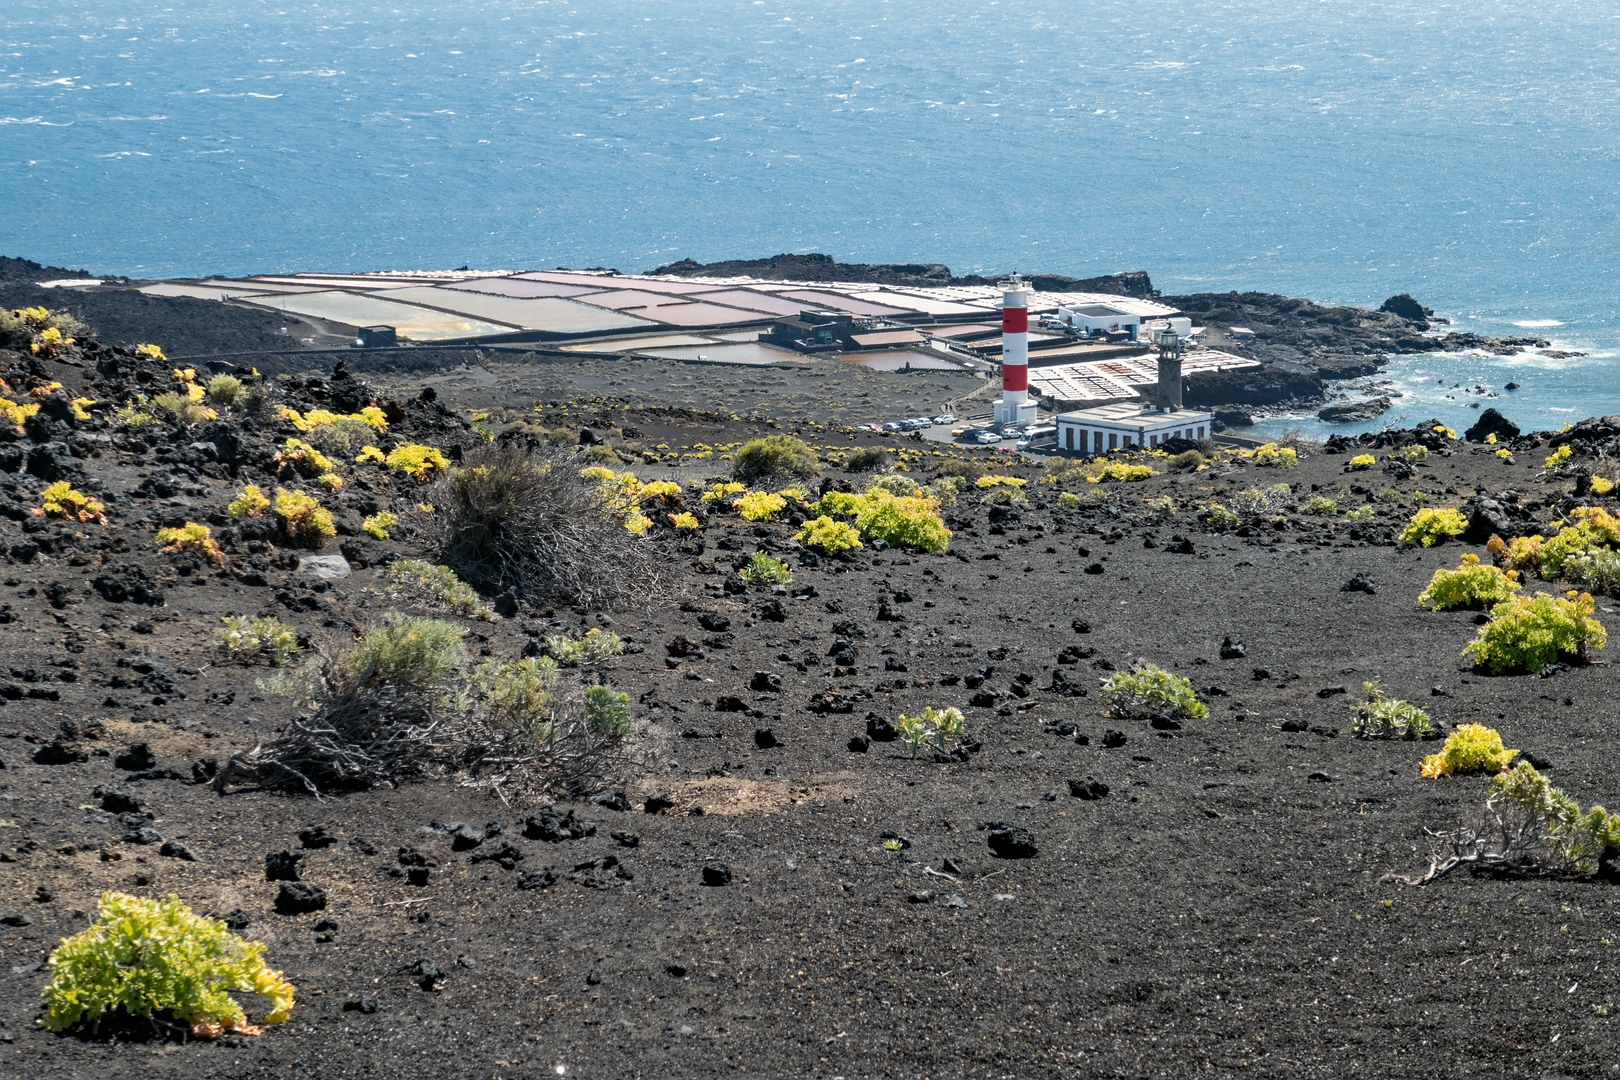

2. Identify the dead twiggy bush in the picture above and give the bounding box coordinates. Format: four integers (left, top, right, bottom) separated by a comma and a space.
433, 445, 663, 609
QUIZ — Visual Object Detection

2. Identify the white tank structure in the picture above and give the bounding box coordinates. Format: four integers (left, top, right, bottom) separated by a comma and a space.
993, 275, 1039, 426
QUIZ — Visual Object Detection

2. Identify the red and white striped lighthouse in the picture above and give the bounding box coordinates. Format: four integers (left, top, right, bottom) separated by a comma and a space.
994, 275, 1034, 425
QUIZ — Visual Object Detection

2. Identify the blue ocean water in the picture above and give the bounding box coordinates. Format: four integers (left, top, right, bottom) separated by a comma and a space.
2, 0, 1617, 434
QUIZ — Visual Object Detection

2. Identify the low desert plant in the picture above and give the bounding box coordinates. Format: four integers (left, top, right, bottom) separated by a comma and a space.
1088, 461, 1155, 483
346, 614, 466, 690
1349, 454, 1376, 470
1421, 723, 1518, 778
895, 706, 968, 760
544, 628, 624, 667
435, 445, 661, 608
387, 443, 450, 483
846, 446, 890, 472
739, 551, 793, 586
362, 511, 398, 540
737, 491, 788, 522
1462, 591, 1606, 674
274, 488, 336, 547
1101, 663, 1208, 722
40, 892, 294, 1038
0, 395, 41, 428
1202, 503, 1240, 531
868, 474, 921, 497
304, 418, 379, 459
475, 655, 560, 745
226, 484, 270, 520
1350, 681, 1435, 739
1147, 496, 1177, 520
206, 374, 243, 406
1418, 553, 1521, 610
701, 481, 747, 504
1252, 442, 1298, 469
670, 511, 700, 532
849, 490, 950, 553
733, 435, 818, 485
1399, 507, 1467, 547
1304, 495, 1339, 516
1487, 533, 1543, 572
1166, 449, 1205, 471
796, 515, 862, 556
36, 481, 105, 524
381, 559, 494, 619
277, 406, 388, 434
155, 521, 224, 566
1393, 763, 1620, 885
1058, 492, 1082, 509
584, 684, 630, 739
1545, 444, 1573, 468
976, 474, 1027, 489
150, 389, 216, 424
1562, 548, 1620, 594
218, 615, 301, 666
274, 438, 335, 479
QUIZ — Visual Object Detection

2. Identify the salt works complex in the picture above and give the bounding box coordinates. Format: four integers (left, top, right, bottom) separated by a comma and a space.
139, 267, 1259, 449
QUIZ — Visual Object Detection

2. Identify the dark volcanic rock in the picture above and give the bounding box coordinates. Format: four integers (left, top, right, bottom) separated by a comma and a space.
1465, 408, 1520, 443
274, 881, 327, 915
986, 824, 1038, 859
1341, 574, 1377, 595
265, 849, 304, 881
114, 742, 157, 771
524, 808, 595, 842
92, 565, 165, 606
1068, 778, 1110, 800
1318, 398, 1392, 424
701, 860, 732, 886
1379, 294, 1433, 324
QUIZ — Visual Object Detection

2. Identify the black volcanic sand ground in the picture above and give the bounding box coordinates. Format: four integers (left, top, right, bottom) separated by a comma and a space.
2, 342, 1619, 1079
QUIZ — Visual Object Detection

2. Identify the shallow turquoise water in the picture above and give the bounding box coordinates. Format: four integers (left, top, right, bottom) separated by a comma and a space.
2, 1, 1617, 432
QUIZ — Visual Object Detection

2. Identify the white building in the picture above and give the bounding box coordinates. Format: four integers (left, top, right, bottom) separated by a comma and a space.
1056, 303, 1140, 340
1054, 400, 1211, 455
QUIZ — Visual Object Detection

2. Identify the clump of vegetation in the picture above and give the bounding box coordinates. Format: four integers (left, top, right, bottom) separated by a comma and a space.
701, 481, 747, 504
226, 484, 270, 520
206, 374, 243, 406
584, 684, 631, 739
1304, 495, 1339, 516
41, 892, 294, 1038
737, 491, 788, 522
895, 706, 968, 760
1146, 496, 1177, 520
273, 488, 336, 547
381, 559, 494, 619
0, 394, 41, 429
1562, 548, 1620, 594
1402, 762, 1620, 884
1545, 444, 1573, 468
474, 655, 560, 745
1165, 449, 1206, 471
796, 515, 862, 556
1535, 506, 1620, 579
1462, 591, 1606, 673
740, 551, 793, 586
545, 628, 624, 667
1421, 723, 1517, 778
1418, 553, 1521, 611
274, 438, 335, 479
1201, 504, 1240, 531
669, 511, 700, 532
976, 474, 1028, 489
362, 511, 398, 540
1590, 476, 1616, 496
733, 435, 818, 485
1057, 492, 1082, 509
1487, 533, 1543, 573
156, 521, 224, 566
1350, 682, 1435, 739
436, 446, 661, 608
219, 615, 301, 666
150, 387, 217, 424
1349, 454, 1375, 470
1399, 507, 1467, 547
387, 443, 450, 483
1403, 443, 1429, 462
277, 405, 388, 434
36, 481, 106, 524
1101, 663, 1208, 722
845, 446, 890, 471
1088, 461, 1155, 483
1251, 442, 1298, 469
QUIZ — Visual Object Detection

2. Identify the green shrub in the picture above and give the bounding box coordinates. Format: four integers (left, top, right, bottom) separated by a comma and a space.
1088, 461, 1155, 483
895, 706, 968, 760
206, 374, 242, 406
544, 627, 624, 666
1202, 504, 1240, 530
346, 614, 465, 691
854, 491, 950, 553
304, 417, 377, 459
936, 459, 984, 481
1403, 443, 1429, 462
475, 656, 559, 745
1462, 591, 1607, 674
1421, 723, 1517, 778
156, 521, 224, 566
1349, 454, 1376, 470
871, 474, 923, 497
1350, 681, 1435, 739
796, 515, 862, 555
274, 488, 336, 547
1490, 762, 1620, 875
1147, 496, 1176, 520
578, 443, 622, 465
1058, 492, 1081, 509
386, 443, 450, 483
382, 559, 494, 619
737, 491, 788, 522
1304, 495, 1339, 516
584, 684, 630, 739
219, 615, 300, 666
1101, 663, 1208, 722
733, 435, 818, 485
1252, 442, 1298, 469
362, 511, 398, 540
1166, 449, 1205, 471
226, 484, 269, 520
41, 892, 294, 1037
1399, 507, 1467, 547
846, 446, 890, 472
1344, 504, 1376, 521
739, 551, 793, 586
544, 428, 578, 446
1418, 554, 1521, 610
1563, 548, 1620, 594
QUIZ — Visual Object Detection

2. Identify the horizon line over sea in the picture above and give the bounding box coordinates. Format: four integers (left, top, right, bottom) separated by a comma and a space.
3, 0, 1617, 436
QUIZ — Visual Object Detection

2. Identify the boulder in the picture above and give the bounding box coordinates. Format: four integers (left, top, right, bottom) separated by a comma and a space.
1460, 495, 1518, 545
1464, 408, 1520, 444
1318, 398, 1392, 424
1379, 294, 1433, 324
297, 555, 352, 581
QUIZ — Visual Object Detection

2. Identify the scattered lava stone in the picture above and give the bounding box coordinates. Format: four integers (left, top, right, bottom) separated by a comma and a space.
644, 793, 675, 814
412, 959, 444, 991
524, 808, 595, 842
274, 881, 327, 915
343, 997, 381, 1014
1068, 778, 1110, 800
866, 714, 897, 742
98, 787, 140, 814
114, 742, 157, 771
595, 791, 632, 812
298, 825, 338, 849
1220, 637, 1247, 660
749, 670, 783, 692
265, 849, 304, 882
753, 728, 780, 749
1341, 573, 1377, 594
702, 861, 732, 886
159, 840, 201, 861
1084, 563, 1106, 575
610, 831, 640, 848
1102, 729, 1128, 748
986, 824, 1038, 860
847, 733, 871, 753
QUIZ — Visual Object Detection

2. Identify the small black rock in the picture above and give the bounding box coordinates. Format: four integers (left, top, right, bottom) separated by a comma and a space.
114, 742, 157, 771
299, 825, 338, 849
1341, 573, 1377, 595
753, 728, 779, 750
1101, 729, 1128, 748
411, 959, 444, 991
159, 841, 201, 862
866, 714, 897, 742
1219, 637, 1247, 660
749, 671, 783, 693
98, 787, 140, 814
595, 791, 631, 812
986, 825, 1038, 860
274, 881, 327, 915
265, 849, 304, 882
847, 734, 870, 753
644, 793, 675, 814
343, 996, 381, 1014
1068, 777, 1110, 800
701, 860, 732, 886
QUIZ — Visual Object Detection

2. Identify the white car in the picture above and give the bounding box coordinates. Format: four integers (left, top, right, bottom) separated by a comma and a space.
974, 430, 1003, 444
933, 414, 956, 425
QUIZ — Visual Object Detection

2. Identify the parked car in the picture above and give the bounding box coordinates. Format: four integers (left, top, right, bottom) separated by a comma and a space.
881, 422, 901, 432
932, 414, 956, 425
910, 417, 934, 428
974, 430, 1003, 444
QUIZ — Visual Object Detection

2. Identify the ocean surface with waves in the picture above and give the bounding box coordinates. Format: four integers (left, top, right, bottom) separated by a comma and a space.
2, 0, 1617, 436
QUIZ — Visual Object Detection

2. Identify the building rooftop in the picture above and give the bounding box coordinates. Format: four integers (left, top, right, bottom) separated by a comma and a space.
1058, 400, 1211, 423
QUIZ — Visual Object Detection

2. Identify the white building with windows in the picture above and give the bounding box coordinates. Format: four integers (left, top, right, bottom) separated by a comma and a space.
1054, 400, 1210, 455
